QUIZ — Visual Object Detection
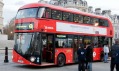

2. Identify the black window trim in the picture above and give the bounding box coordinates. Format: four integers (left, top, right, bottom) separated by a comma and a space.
39, 7, 110, 27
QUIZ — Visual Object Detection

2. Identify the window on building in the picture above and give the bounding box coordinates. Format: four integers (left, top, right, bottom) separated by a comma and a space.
116, 26, 118, 30
51, 10, 62, 20
73, 14, 83, 23
63, 12, 73, 22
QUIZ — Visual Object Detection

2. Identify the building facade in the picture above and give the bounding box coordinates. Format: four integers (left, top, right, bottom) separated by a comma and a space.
38, 0, 50, 4
39, 0, 88, 12
111, 15, 119, 42
0, 0, 3, 34
52, 0, 88, 12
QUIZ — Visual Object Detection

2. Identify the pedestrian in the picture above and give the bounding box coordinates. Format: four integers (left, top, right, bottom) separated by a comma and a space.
77, 44, 86, 71
110, 39, 119, 71
114, 50, 119, 71
85, 42, 93, 71
103, 44, 109, 63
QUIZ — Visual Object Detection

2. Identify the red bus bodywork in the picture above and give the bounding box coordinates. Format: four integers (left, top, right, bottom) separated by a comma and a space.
13, 3, 114, 66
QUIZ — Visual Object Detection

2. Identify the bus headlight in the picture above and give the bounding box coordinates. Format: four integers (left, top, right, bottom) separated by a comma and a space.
30, 57, 35, 62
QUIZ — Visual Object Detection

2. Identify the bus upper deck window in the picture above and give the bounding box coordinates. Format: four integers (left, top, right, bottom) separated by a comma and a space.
99, 19, 109, 27
92, 18, 99, 25
63, 12, 73, 22
103, 20, 109, 27
83, 16, 91, 24
51, 10, 62, 20
38, 8, 45, 18
16, 8, 38, 19
73, 14, 83, 23
42, 8, 51, 18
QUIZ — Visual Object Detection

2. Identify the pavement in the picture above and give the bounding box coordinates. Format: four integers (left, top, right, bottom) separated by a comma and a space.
0, 40, 14, 49
0, 52, 112, 71
0, 40, 114, 71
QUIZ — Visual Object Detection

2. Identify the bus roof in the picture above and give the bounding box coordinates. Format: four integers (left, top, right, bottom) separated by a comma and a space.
20, 3, 108, 19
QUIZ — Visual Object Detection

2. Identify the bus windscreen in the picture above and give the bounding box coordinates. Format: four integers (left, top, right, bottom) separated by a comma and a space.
16, 8, 38, 19
14, 33, 40, 56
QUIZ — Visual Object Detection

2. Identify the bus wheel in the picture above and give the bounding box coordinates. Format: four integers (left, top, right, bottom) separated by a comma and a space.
57, 54, 66, 67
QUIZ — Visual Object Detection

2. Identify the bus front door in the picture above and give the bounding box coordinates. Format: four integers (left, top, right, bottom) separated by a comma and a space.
41, 34, 55, 63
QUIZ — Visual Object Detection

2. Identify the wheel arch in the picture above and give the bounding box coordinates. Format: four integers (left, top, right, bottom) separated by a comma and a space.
57, 52, 66, 66
57, 52, 66, 62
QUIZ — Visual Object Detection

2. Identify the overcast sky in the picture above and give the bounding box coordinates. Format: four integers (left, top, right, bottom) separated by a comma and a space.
3, 0, 119, 25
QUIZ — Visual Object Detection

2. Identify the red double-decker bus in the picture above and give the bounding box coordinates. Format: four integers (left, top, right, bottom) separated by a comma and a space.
13, 3, 114, 66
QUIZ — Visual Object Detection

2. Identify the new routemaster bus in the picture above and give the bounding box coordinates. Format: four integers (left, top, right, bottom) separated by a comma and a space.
13, 3, 114, 66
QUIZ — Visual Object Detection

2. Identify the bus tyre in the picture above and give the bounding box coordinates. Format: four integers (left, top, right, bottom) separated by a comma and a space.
57, 54, 66, 67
